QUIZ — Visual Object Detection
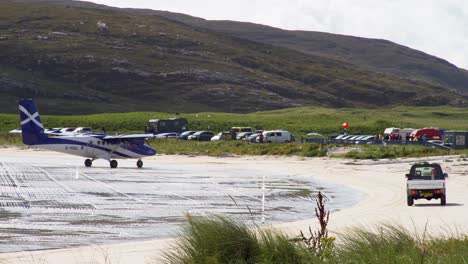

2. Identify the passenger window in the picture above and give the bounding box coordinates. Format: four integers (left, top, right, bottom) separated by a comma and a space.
276, 132, 282, 136
97, 141, 101, 145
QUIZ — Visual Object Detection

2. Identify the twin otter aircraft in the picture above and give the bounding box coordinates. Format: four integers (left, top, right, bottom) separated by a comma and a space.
19, 99, 157, 168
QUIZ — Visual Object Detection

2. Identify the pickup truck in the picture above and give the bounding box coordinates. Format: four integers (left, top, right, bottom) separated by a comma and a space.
406, 162, 448, 206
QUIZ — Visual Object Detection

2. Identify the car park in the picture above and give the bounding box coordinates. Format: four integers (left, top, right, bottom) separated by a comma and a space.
406, 162, 448, 206
188, 131, 214, 141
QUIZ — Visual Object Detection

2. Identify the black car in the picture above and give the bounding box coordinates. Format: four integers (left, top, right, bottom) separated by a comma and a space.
178, 131, 196, 140
188, 131, 214, 141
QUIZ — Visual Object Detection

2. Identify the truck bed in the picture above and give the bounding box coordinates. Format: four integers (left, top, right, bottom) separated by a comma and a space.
407, 180, 445, 189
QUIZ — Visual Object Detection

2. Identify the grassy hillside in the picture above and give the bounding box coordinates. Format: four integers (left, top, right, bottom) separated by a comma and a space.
0, 1, 466, 115
153, 10, 468, 93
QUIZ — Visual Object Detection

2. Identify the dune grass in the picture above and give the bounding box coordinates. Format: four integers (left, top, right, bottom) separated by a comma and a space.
340, 144, 459, 160
164, 215, 318, 264
164, 215, 468, 264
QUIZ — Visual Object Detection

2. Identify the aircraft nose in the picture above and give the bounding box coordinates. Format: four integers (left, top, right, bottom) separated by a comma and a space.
147, 147, 157, 155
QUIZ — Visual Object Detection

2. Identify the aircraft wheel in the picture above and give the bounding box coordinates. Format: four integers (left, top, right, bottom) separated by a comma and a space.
85, 159, 92, 167
137, 160, 143, 168
110, 160, 118, 168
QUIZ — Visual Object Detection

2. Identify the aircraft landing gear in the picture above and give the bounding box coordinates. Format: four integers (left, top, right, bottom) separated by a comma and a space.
137, 159, 143, 168
110, 160, 118, 168
85, 159, 93, 167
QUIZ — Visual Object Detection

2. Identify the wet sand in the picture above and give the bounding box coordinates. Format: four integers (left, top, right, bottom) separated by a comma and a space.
1, 148, 467, 263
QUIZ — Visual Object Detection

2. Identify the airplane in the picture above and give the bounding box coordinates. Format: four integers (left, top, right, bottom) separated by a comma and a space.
19, 99, 157, 168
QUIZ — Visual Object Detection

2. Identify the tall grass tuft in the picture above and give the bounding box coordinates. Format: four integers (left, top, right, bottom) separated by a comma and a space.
336, 225, 421, 263
165, 214, 259, 264
256, 230, 316, 264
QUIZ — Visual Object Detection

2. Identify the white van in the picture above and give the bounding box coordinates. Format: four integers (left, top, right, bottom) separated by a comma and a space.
383, 127, 414, 141
258, 130, 293, 143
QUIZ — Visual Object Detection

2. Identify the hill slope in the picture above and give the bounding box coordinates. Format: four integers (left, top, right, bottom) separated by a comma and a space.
0, 1, 466, 114
151, 11, 468, 93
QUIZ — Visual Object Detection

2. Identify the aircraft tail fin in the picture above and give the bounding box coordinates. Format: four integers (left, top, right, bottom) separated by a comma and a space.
19, 99, 47, 145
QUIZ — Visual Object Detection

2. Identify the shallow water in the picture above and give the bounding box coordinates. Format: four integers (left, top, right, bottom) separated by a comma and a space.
0, 155, 364, 252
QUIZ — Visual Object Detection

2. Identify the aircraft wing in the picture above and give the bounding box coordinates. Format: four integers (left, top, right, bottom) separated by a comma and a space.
103, 134, 155, 140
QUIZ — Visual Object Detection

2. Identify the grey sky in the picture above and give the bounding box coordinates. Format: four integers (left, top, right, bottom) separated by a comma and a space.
88, 0, 468, 69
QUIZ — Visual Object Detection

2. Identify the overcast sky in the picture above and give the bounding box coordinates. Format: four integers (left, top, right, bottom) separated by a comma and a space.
88, 0, 468, 69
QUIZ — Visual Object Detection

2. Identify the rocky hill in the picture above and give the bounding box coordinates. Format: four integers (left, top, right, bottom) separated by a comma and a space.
0, 0, 466, 114
152, 11, 468, 94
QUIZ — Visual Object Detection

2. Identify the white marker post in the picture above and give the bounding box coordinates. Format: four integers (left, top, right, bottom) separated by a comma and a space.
261, 174, 265, 224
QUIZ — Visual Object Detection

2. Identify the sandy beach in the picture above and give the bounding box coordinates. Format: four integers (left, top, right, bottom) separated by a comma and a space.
0, 148, 467, 264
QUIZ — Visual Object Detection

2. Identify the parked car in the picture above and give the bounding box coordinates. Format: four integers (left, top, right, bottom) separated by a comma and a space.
188, 131, 214, 141
236, 132, 254, 140
155, 132, 180, 138
48, 127, 94, 136
72, 127, 94, 135
178, 131, 196, 140
258, 130, 294, 143
406, 162, 448, 206
230, 127, 254, 133
211, 132, 231, 141
427, 140, 445, 146
245, 132, 261, 142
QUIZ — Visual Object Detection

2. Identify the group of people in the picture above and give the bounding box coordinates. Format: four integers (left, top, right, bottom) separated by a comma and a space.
378, 134, 428, 142
378, 134, 404, 141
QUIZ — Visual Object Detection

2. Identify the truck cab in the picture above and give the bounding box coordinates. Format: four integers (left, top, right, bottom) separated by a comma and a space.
406, 162, 448, 206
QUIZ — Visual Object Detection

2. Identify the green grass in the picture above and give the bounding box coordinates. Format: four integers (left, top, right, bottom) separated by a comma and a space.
150, 139, 328, 157
2, 105, 468, 136
165, 215, 468, 264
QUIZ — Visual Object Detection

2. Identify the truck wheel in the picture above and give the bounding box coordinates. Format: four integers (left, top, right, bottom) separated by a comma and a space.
441, 195, 446, 206
407, 196, 414, 206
